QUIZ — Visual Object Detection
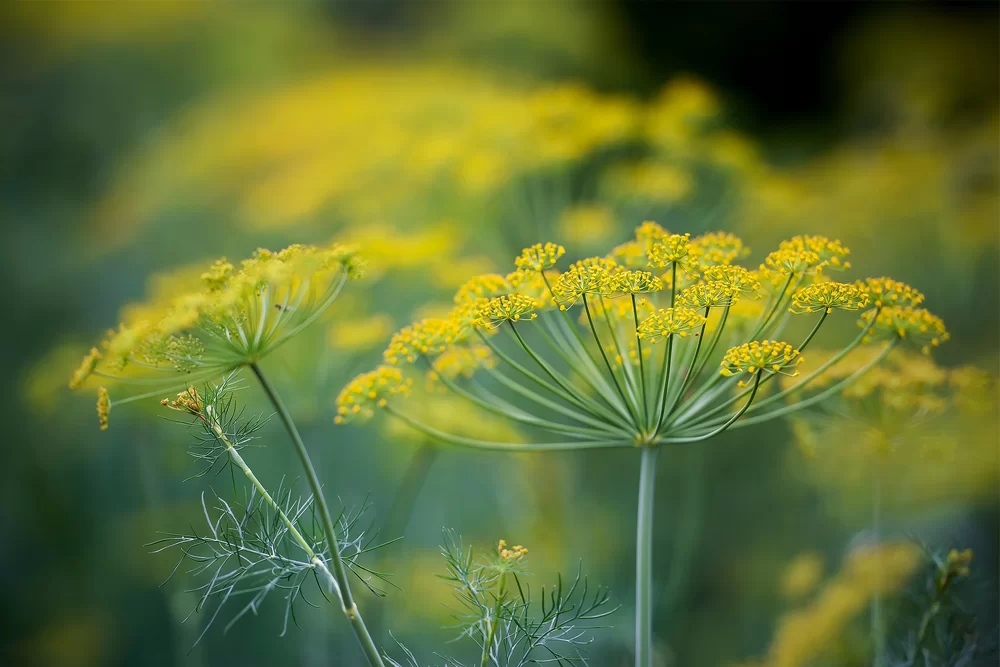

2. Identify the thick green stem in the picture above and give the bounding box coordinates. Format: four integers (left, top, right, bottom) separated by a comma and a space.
635, 446, 659, 667
250, 363, 385, 667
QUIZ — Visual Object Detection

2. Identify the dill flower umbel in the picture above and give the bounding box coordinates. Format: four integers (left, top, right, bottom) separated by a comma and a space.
338, 221, 947, 667
71, 241, 363, 425
637, 307, 707, 343
335, 366, 411, 424
721, 341, 802, 378
860, 306, 949, 354
790, 282, 870, 314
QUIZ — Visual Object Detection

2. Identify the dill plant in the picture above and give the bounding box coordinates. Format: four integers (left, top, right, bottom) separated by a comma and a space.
70, 242, 391, 665
385, 532, 617, 667
339, 222, 949, 666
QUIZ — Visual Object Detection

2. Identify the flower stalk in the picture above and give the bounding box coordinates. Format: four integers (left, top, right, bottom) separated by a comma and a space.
251, 362, 385, 667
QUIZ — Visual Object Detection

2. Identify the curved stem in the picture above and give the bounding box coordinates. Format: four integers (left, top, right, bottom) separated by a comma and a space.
652, 336, 674, 431
477, 329, 619, 425
250, 363, 385, 667
535, 313, 625, 408
679, 305, 731, 400
632, 295, 649, 426
423, 356, 617, 440
482, 366, 625, 435
601, 296, 642, 410
541, 271, 617, 383
673, 309, 835, 429
385, 406, 631, 452
749, 274, 794, 340
583, 295, 639, 426
635, 446, 659, 667
205, 413, 335, 587
658, 371, 762, 444
721, 341, 897, 430
660, 307, 709, 428
507, 323, 631, 425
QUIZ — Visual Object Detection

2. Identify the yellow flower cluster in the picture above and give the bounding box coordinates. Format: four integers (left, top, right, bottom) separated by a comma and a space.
943, 548, 973, 582
701, 265, 760, 295
160, 386, 205, 416
949, 366, 995, 414
790, 282, 870, 314
782, 235, 851, 270
334, 366, 411, 424
514, 242, 566, 273
384, 319, 462, 365
857, 277, 925, 308
430, 344, 495, 383
70, 347, 102, 389
71, 242, 363, 388
721, 341, 802, 378
636, 307, 707, 343
454, 274, 510, 305
689, 231, 751, 267
756, 543, 922, 667
475, 294, 539, 329
761, 247, 822, 277
553, 260, 619, 307
97, 387, 110, 431
647, 233, 693, 269
860, 306, 950, 354
676, 281, 741, 308
497, 539, 529, 563
611, 270, 663, 295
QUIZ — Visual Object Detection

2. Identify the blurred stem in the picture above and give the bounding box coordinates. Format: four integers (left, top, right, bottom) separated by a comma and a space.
636, 446, 659, 667
250, 362, 386, 667
372, 445, 439, 641
872, 464, 885, 667
662, 446, 704, 616
384, 446, 437, 541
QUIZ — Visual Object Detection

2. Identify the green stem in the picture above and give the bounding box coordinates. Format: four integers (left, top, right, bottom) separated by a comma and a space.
250, 363, 385, 667
659, 371, 762, 444
385, 406, 631, 451
601, 296, 642, 411
719, 341, 897, 430
652, 336, 674, 431
481, 575, 507, 667
659, 307, 709, 428
680, 306, 730, 399
482, 366, 625, 434
632, 295, 649, 427
423, 356, 616, 439
749, 273, 794, 340
677, 308, 840, 429
635, 446, 659, 667
583, 294, 639, 427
